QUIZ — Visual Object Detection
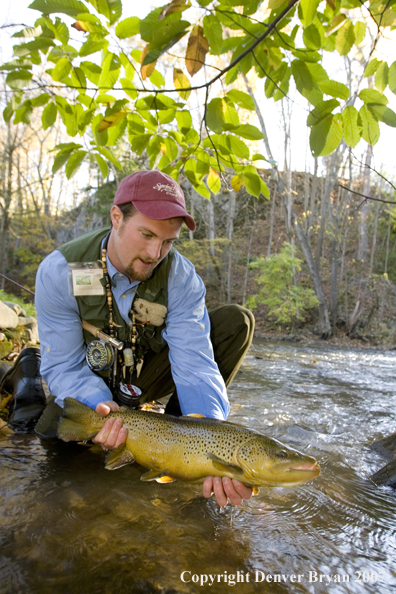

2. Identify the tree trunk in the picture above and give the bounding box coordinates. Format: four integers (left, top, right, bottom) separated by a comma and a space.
357, 145, 372, 262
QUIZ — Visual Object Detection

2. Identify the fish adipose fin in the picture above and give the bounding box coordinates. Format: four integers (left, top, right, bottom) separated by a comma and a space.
206, 452, 244, 475
105, 444, 135, 470
140, 469, 175, 483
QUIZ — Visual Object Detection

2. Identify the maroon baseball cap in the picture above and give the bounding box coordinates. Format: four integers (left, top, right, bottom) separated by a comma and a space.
113, 170, 196, 231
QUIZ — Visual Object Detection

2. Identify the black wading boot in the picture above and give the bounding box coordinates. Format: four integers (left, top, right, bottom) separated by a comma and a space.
0, 347, 46, 433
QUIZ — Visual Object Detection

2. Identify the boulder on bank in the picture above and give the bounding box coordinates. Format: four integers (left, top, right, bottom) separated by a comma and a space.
0, 301, 19, 329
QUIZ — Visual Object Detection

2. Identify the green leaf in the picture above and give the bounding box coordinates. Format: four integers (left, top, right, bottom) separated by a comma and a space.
243, 167, 262, 198
228, 135, 250, 159
12, 25, 44, 38
231, 124, 264, 140
13, 38, 55, 57
206, 97, 239, 133
388, 62, 396, 95
369, 104, 396, 127
98, 51, 120, 91
52, 57, 72, 81
291, 59, 316, 100
310, 113, 343, 157
176, 110, 192, 134
149, 69, 165, 88
318, 79, 350, 100
94, 153, 109, 179
375, 61, 388, 94
389, 61, 396, 95
80, 37, 108, 57
203, 14, 223, 54
28, 0, 87, 17
55, 96, 78, 136
31, 93, 50, 107
5, 69, 32, 89
226, 89, 255, 110
303, 23, 322, 50
95, 145, 123, 169
307, 99, 340, 127
42, 16, 70, 44
14, 100, 33, 125
342, 106, 361, 148
359, 88, 388, 105
131, 133, 152, 155
359, 105, 380, 145
141, 21, 190, 66
71, 66, 87, 92
65, 149, 87, 179
81, 61, 101, 84
52, 148, 74, 173
92, 0, 122, 25
364, 58, 380, 78
115, 16, 140, 38
300, 0, 320, 27
354, 21, 366, 45
335, 21, 355, 56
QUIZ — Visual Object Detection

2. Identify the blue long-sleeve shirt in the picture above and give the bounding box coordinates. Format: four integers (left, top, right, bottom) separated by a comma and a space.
35, 247, 229, 420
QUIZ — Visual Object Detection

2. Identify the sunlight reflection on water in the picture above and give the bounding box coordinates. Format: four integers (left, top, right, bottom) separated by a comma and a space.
1, 340, 396, 594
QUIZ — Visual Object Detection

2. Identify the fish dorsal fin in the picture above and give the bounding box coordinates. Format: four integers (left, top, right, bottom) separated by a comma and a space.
105, 444, 135, 470
206, 452, 244, 475
140, 469, 175, 483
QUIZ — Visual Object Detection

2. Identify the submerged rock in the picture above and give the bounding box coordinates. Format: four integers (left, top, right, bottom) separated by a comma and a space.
370, 458, 396, 489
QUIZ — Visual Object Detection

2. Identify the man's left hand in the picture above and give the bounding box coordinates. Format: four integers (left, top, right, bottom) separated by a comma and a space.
202, 476, 253, 507
92, 400, 128, 450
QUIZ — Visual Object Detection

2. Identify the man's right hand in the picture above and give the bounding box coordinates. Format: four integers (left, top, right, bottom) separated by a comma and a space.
92, 401, 128, 450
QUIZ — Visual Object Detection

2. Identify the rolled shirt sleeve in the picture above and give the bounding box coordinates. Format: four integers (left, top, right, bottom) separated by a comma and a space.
35, 250, 113, 409
163, 252, 230, 420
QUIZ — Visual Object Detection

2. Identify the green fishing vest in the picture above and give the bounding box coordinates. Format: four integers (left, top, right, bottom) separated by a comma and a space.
58, 227, 175, 357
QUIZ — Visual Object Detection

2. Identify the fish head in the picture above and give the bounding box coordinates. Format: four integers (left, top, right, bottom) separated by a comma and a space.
236, 435, 321, 487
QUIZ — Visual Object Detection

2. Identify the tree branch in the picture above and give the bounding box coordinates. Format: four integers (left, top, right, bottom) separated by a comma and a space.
339, 183, 396, 206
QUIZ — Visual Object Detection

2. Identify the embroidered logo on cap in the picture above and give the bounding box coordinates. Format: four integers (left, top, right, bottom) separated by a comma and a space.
153, 182, 183, 199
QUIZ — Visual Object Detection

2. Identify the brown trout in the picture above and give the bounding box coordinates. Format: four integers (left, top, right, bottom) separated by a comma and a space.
57, 397, 320, 487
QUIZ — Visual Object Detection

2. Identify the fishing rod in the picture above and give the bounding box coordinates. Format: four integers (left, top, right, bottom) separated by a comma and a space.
0, 272, 122, 350
0, 273, 35, 296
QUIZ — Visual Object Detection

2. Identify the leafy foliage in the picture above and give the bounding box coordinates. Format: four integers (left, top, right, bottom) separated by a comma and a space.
2, 0, 396, 194
246, 242, 319, 324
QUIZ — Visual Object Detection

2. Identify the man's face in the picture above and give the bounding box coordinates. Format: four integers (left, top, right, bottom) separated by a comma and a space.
108, 206, 183, 282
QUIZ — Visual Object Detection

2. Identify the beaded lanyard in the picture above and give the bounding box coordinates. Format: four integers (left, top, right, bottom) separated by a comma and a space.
100, 238, 140, 384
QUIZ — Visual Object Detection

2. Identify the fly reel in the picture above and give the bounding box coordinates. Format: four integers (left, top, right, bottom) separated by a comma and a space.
86, 340, 114, 371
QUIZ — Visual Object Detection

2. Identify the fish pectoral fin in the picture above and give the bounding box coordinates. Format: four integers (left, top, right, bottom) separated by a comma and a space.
140, 469, 175, 483
105, 444, 135, 470
206, 452, 244, 475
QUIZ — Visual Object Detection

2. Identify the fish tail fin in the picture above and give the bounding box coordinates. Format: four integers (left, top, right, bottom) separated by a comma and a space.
57, 397, 103, 442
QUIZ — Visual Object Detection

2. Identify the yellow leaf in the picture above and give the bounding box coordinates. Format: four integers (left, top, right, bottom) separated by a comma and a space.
71, 21, 88, 32
160, 142, 167, 154
160, 0, 191, 19
207, 167, 221, 194
185, 25, 209, 77
98, 110, 127, 132
173, 67, 191, 100
140, 44, 157, 80
231, 174, 245, 191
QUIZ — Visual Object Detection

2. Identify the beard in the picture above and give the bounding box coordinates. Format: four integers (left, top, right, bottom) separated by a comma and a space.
124, 257, 159, 282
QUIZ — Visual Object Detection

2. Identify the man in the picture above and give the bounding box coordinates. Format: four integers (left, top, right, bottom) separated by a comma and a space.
32, 170, 254, 506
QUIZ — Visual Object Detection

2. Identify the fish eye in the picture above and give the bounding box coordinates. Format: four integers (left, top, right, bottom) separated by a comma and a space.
277, 450, 288, 459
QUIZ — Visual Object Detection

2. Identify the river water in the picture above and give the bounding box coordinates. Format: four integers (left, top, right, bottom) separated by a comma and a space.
0, 340, 395, 594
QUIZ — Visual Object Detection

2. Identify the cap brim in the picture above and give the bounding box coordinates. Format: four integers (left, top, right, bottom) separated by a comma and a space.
133, 200, 196, 231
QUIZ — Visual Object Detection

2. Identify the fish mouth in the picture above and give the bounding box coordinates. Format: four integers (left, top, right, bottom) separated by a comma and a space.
287, 462, 321, 472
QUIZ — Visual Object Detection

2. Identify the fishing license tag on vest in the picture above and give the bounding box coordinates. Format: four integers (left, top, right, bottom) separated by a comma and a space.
68, 262, 105, 297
